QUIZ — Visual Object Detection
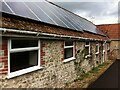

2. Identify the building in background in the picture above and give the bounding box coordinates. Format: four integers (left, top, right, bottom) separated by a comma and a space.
97, 24, 120, 60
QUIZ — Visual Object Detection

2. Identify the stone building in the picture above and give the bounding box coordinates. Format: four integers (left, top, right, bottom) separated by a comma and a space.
97, 24, 120, 60
0, 0, 110, 88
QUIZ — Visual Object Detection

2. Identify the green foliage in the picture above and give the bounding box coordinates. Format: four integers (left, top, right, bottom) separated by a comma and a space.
78, 73, 90, 80
75, 62, 107, 81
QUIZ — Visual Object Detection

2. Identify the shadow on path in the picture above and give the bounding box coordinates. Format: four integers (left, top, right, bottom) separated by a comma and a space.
88, 60, 120, 89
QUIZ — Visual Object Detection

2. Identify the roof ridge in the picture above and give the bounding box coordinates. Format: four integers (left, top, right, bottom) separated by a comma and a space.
97, 23, 120, 26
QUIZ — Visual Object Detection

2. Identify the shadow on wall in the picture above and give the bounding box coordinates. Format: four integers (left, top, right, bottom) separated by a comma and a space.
110, 49, 118, 60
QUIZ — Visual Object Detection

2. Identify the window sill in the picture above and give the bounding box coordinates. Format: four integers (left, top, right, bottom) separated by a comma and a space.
63, 57, 76, 63
7, 66, 43, 79
103, 50, 105, 53
85, 55, 91, 59
95, 52, 99, 55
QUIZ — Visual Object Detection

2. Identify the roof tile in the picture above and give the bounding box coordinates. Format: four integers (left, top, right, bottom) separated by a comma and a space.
97, 24, 120, 39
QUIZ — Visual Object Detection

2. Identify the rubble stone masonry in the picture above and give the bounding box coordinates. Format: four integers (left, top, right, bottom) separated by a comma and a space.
0, 39, 108, 88
0, 14, 109, 88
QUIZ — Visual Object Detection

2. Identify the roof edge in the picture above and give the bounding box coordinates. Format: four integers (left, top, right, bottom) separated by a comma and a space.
97, 23, 120, 26
0, 27, 107, 41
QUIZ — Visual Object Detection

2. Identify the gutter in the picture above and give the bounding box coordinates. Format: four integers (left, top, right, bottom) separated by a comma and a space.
0, 28, 105, 41
110, 39, 120, 41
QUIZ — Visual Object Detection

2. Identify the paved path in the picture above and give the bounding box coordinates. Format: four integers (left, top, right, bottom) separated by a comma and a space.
88, 60, 120, 89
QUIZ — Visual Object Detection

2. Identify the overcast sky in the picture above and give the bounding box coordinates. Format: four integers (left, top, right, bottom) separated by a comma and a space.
49, 0, 119, 25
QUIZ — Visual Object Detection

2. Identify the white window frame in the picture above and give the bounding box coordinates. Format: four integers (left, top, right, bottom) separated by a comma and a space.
102, 41, 106, 62
8, 39, 42, 78
64, 41, 75, 62
85, 42, 91, 58
95, 43, 99, 54
103, 41, 106, 53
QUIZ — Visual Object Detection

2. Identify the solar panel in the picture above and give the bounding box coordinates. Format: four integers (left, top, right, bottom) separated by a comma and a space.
43, 1, 75, 30
36, 2, 68, 27
6, 2, 39, 21
25, 2, 55, 24
63, 10, 83, 31
45, 1, 84, 31
51, 5, 77, 30
1, 0, 105, 35
1, 2, 12, 14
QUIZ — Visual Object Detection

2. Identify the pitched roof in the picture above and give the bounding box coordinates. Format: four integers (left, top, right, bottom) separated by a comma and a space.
97, 23, 120, 39
2, 12, 108, 41
0, 0, 104, 36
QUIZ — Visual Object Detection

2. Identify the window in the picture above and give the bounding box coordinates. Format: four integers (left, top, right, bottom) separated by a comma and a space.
8, 39, 42, 78
107, 43, 110, 50
103, 41, 106, 53
85, 42, 91, 58
102, 41, 106, 62
95, 43, 99, 54
64, 41, 75, 62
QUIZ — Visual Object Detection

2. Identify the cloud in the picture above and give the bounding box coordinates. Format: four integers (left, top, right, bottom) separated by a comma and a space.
54, 0, 119, 25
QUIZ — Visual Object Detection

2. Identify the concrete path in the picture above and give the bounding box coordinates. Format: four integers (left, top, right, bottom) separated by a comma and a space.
88, 60, 120, 89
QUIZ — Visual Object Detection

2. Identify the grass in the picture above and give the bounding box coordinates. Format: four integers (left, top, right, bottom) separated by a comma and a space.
67, 60, 114, 88
77, 63, 107, 81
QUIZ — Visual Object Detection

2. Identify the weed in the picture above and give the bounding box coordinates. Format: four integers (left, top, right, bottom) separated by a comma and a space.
77, 62, 108, 81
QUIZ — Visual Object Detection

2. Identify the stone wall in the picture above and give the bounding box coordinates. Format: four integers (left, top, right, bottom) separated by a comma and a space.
74, 41, 107, 79
110, 40, 120, 60
0, 39, 76, 88
0, 39, 108, 88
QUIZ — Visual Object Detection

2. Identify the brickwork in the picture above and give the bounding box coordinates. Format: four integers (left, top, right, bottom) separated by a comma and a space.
40, 40, 46, 65
0, 38, 8, 75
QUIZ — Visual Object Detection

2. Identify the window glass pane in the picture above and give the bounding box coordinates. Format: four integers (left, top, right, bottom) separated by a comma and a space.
65, 41, 73, 46
10, 50, 38, 72
11, 39, 38, 49
107, 43, 110, 50
96, 44, 99, 52
100, 44, 103, 51
85, 47, 89, 56
86, 42, 89, 45
64, 48, 73, 59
